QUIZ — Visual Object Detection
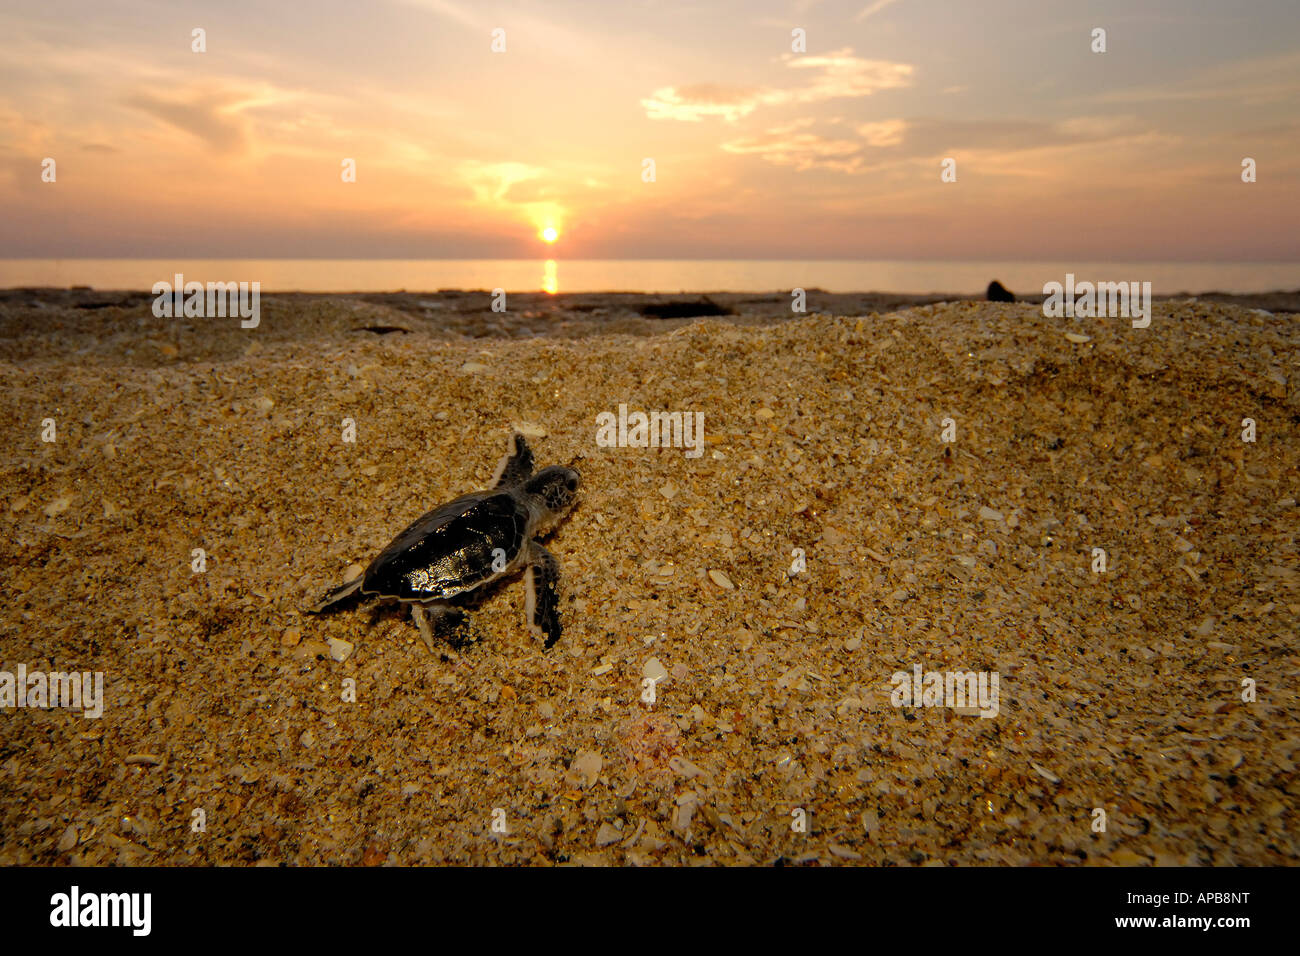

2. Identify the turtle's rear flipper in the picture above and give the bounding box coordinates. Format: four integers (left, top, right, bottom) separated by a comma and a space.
524, 541, 562, 649
490, 432, 535, 489
307, 577, 364, 614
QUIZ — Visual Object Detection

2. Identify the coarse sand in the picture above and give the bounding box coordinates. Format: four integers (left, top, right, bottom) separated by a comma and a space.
1, 293, 1297, 866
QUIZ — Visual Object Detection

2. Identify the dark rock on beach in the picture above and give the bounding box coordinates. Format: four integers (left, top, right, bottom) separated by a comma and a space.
640, 297, 734, 319
987, 280, 1016, 302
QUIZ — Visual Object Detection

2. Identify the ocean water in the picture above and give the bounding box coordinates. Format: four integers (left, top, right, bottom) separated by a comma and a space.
0, 259, 1295, 295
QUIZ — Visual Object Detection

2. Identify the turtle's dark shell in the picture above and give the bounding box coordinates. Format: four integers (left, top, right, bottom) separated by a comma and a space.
360, 491, 529, 602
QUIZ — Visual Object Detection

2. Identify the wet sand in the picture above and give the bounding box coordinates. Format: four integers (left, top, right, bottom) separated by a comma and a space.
0, 290, 1296, 865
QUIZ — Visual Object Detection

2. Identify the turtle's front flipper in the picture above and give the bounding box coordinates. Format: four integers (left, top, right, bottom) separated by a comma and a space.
490, 432, 535, 489
524, 541, 562, 648
411, 603, 470, 653
307, 577, 364, 614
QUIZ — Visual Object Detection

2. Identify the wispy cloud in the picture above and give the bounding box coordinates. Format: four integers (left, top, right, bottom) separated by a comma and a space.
125, 87, 276, 154
393, 0, 478, 29
857, 119, 907, 146
1085, 50, 1300, 107
722, 128, 864, 173
854, 0, 901, 23
643, 49, 913, 122
459, 161, 545, 204
781, 50, 913, 104
720, 113, 1152, 175
641, 84, 768, 123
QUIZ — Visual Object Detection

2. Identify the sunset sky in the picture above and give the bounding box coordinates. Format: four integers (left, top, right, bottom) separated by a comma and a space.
1, 0, 1297, 260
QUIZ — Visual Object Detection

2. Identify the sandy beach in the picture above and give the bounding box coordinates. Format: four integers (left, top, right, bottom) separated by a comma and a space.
0, 289, 1296, 866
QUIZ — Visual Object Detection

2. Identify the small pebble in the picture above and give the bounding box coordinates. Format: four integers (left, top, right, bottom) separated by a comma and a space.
45, 495, 73, 517
668, 756, 706, 779
643, 657, 668, 683
1030, 761, 1061, 784
708, 569, 735, 589
566, 751, 603, 788
57, 825, 78, 852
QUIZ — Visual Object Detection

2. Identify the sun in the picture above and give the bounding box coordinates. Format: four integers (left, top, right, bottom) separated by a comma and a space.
541, 226, 559, 243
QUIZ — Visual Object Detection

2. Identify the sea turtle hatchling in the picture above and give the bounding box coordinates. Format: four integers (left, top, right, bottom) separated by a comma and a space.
310, 432, 580, 650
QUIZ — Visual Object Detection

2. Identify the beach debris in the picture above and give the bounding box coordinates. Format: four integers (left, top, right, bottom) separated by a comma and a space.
1064, 332, 1092, 344
124, 754, 162, 767
595, 822, 622, 846
708, 569, 735, 589
307, 432, 581, 650
640, 297, 734, 319
986, 280, 1016, 302
327, 637, 355, 662
459, 361, 491, 373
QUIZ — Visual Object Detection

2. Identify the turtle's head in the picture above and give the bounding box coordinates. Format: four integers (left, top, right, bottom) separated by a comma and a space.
524, 465, 581, 532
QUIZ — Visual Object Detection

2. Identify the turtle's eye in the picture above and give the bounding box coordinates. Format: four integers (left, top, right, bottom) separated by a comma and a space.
566, 478, 578, 492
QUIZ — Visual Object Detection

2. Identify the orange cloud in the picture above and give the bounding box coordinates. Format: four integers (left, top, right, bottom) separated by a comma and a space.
643, 49, 913, 122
